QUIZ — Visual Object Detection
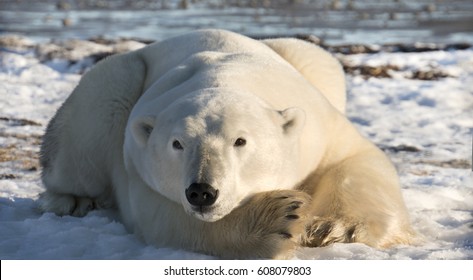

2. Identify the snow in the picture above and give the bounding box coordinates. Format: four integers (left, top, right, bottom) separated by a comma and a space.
0, 37, 472, 260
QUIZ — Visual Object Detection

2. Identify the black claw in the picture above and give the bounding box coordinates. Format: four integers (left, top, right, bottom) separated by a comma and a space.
279, 232, 292, 239
314, 221, 333, 238
346, 226, 357, 242
87, 202, 95, 211
287, 201, 303, 211
285, 214, 299, 220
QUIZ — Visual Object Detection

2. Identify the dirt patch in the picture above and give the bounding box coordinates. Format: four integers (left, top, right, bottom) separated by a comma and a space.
0, 132, 42, 179
416, 159, 471, 169
380, 144, 422, 153
0, 174, 17, 180
342, 63, 453, 80
0, 117, 41, 127
0, 143, 40, 171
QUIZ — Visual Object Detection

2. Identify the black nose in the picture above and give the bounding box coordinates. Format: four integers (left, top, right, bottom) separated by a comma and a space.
185, 183, 219, 207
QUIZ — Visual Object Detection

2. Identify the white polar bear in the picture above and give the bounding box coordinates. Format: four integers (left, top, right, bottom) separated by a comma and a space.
39, 29, 414, 259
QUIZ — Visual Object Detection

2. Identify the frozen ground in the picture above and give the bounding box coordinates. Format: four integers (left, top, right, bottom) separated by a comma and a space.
0, 35, 472, 259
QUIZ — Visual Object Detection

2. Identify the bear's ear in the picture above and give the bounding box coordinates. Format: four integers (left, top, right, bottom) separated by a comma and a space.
278, 107, 306, 138
131, 116, 156, 147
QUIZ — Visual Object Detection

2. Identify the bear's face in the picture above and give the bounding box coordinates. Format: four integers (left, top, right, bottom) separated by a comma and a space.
128, 90, 305, 222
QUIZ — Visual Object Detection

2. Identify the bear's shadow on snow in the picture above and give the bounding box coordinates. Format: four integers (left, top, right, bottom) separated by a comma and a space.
0, 196, 41, 221
0, 195, 121, 223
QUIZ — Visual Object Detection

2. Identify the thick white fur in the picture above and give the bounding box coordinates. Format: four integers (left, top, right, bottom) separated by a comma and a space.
39, 29, 414, 259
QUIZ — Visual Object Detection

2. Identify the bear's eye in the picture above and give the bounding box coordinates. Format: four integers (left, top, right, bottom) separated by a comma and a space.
234, 138, 246, 147
172, 140, 183, 150
142, 124, 153, 136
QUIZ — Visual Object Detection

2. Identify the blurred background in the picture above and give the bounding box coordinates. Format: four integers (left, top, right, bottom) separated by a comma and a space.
1, 0, 472, 45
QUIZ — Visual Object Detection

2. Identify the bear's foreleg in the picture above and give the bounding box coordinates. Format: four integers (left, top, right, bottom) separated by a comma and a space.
208, 190, 312, 259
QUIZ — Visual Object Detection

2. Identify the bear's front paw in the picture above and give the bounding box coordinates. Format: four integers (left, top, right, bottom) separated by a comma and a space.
39, 191, 96, 217
241, 190, 312, 258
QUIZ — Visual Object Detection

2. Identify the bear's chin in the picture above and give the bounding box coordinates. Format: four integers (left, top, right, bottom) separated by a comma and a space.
185, 206, 229, 223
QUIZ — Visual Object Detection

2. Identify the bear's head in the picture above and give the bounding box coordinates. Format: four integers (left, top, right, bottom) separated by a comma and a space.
126, 89, 305, 222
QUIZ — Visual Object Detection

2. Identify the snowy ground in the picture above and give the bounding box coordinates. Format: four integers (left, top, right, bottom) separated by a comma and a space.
0, 35, 472, 260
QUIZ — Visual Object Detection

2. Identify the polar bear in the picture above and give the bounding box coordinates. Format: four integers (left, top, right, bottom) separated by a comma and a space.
39, 29, 414, 259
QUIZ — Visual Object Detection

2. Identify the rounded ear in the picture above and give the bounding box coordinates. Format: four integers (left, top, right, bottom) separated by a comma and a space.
131, 116, 156, 148
279, 107, 306, 138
